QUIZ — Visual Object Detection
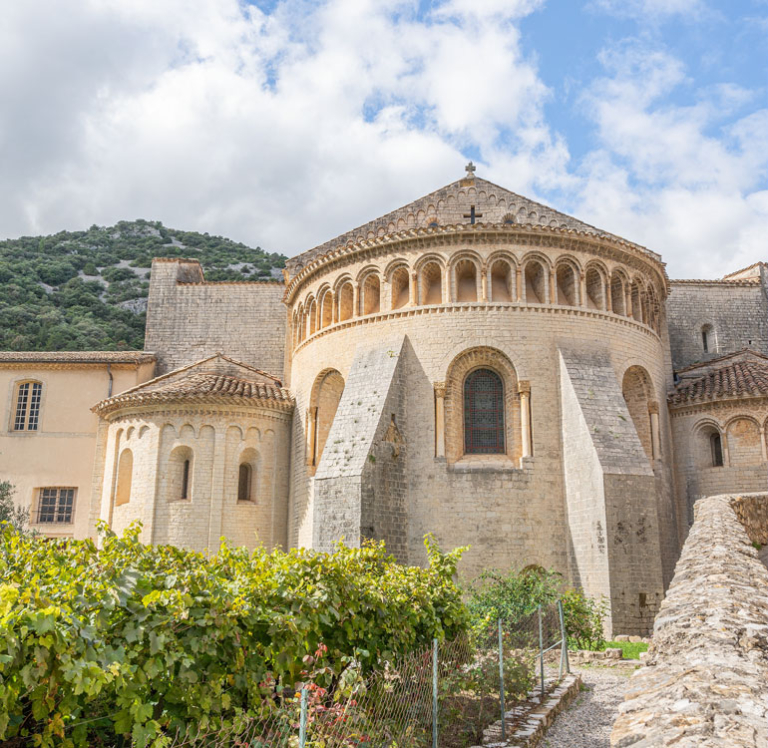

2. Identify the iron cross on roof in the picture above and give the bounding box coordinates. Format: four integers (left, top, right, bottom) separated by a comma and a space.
463, 205, 483, 224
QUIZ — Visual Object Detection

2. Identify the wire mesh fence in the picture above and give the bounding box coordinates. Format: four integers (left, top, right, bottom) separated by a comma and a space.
161, 601, 570, 748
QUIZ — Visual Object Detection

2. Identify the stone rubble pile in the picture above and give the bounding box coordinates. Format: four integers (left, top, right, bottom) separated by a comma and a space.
610, 494, 768, 748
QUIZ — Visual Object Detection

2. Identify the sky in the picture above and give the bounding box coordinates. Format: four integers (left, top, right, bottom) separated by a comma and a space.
1, 0, 766, 278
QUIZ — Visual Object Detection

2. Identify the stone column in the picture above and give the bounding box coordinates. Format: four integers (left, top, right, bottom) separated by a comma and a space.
441, 267, 447, 304
549, 266, 556, 304
481, 268, 488, 301
722, 431, 731, 467
626, 287, 633, 319
649, 401, 660, 460
760, 426, 768, 462
207, 427, 227, 551
434, 382, 446, 458
518, 380, 532, 458
517, 266, 524, 303
606, 282, 613, 313
331, 292, 338, 324
353, 282, 360, 317
410, 272, 418, 306
580, 271, 587, 308
306, 408, 317, 466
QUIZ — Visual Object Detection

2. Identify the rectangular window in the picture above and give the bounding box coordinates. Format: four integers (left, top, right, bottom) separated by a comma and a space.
13, 382, 42, 431
37, 487, 75, 524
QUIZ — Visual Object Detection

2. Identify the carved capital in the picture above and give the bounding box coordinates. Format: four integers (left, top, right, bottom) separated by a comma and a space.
517, 380, 531, 395
434, 381, 447, 399
648, 400, 660, 415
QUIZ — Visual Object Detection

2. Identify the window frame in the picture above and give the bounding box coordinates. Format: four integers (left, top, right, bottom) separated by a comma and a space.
35, 487, 76, 525
463, 368, 506, 455
12, 380, 43, 432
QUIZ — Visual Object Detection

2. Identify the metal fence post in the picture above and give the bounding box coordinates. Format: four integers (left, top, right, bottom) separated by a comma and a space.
557, 599, 570, 676
498, 618, 506, 742
538, 605, 545, 699
432, 638, 438, 748
299, 686, 308, 748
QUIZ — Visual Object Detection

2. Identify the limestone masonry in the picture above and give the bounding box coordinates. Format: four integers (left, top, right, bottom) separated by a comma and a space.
2, 167, 767, 635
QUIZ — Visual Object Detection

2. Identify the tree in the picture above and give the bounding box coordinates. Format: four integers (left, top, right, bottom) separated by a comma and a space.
0, 481, 29, 531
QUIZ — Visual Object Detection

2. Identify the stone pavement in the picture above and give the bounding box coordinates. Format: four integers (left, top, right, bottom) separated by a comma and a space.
542, 665, 635, 748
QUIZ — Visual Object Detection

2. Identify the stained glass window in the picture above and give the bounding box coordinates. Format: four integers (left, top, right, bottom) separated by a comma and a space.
464, 369, 505, 454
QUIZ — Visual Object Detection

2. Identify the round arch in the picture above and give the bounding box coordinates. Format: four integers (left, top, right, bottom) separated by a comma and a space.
444, 346, 520, 464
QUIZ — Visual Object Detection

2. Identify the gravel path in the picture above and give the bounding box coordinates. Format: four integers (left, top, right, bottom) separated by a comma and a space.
542, 665, 636, 747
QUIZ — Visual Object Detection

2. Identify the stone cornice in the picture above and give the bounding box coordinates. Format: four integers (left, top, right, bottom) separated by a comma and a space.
668, 395, 768, 418
291, 301, 661, 356
283, 223, 669, 304
102, 403, 294, 424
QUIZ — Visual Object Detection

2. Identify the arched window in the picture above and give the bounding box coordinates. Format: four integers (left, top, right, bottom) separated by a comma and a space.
420, 261, 443, 305
556, 263, 577, 306
710, 432, 723, 467
390, 267, 410, 309
524, 261, 546, 304
464, 369, 505, 454
362, 273, 381, 314
701, 324, 714, 353
490, 260, 513, 302
455, 259, 478, 302
115, 449, 133, 506
169, 446, 193, 501
13, 380, 42, 431
337, 282, 354, 321
238, 463, 252, 502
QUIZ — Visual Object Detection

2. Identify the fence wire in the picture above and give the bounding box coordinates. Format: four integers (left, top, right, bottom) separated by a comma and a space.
75, 603, 569, 748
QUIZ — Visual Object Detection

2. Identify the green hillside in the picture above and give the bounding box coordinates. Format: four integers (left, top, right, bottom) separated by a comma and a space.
0, 220, 286, 351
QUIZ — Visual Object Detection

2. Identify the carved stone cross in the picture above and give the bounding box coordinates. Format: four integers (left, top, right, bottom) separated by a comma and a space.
465, 161, 476, 177
463, 205, 483, 224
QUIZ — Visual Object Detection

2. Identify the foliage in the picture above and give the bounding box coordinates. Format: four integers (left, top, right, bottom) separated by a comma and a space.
0, 525, 466, 747
466, 566, 606, 650
0, 481, 28, 532
600, 640, 648, 659
560, 589, 608, 651
0, 219, 286, 351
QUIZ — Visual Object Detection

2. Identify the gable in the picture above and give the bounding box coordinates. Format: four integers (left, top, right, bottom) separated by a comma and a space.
286, 174, 652, 274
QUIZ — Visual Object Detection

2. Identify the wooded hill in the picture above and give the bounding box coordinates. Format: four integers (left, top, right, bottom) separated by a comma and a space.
0, 220, 286, 351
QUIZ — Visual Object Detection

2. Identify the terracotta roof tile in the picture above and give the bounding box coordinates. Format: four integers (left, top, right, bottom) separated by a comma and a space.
0, 351, 156, 364
669, 360, 768, 406
92, 354, 293, 416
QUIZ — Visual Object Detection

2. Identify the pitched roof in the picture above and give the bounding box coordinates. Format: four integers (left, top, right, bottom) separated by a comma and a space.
0, 351, 156, 365
285, 174, 655, 274
669, 353, 768, 407
92, 353, 293, 416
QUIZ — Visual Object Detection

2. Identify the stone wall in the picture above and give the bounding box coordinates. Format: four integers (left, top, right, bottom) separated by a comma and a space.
145, 259, 287, 378
610, 494, 768, 747
730, 494, 768, 546
666, 278, 768, 371
558, 345, 665, 635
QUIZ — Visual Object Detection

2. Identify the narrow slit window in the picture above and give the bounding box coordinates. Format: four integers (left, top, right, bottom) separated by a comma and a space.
464, 369, 505, 454
181, 459, 190, 499
710, 433, 723, 467
238, 464, 252, 502
702, 328, 709, 352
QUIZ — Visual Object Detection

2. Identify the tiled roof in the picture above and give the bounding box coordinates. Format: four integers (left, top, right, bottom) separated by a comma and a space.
0, 351, 156, 364
669, 359, 768, 406
92, 353, 293, 416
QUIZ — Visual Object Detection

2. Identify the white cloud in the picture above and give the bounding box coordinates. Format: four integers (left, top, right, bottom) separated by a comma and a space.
572, 41, 768, 277
0, 0, 764, 279
1, 0, 561, 254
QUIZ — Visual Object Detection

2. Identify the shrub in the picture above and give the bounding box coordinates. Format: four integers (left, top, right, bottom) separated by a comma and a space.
0, 525, 466, 747
466, 566, 607, 649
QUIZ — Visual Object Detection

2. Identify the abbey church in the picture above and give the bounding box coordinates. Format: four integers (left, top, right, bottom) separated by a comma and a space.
2, 166, 767, 635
